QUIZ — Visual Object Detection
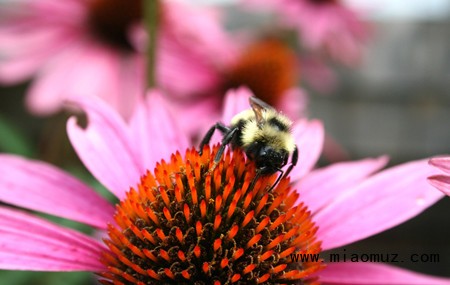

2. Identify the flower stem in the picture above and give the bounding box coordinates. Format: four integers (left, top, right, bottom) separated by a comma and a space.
145, 0, 159, 88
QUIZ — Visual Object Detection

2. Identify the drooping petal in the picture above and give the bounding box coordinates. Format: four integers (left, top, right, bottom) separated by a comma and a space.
129, 90, 190, 172
157, 33, 221, 98
27, 41, 141, 117
67, 96, 142, 200
0, 0, 85, 83
429, 156, 450, 174
0, 26, 69, 84
156, 1, 235, 98
319, 262, 450, 284
283, 1, 369, 65
289, 119, 325, 180
0, 154, 114, 229
428, 175, 450, 196
164, 1, 235, 67
0, 207, 105, 272
296, 156, 389, 213
315, 159, 445, 250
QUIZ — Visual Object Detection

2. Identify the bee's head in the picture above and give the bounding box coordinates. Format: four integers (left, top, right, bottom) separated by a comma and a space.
252, 145, 288, 175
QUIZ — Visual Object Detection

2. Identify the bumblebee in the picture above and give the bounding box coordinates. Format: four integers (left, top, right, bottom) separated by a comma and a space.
199, 96, 298, 189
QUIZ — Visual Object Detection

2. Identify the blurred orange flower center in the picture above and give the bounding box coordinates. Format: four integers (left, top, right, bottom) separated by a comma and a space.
224, 39, 298, 107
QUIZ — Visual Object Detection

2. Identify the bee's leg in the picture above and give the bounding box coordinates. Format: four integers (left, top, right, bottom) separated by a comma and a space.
198, 123, 230, 155
282, 145, 298, 179
206, 127, 238, 176
214, 127, 238, 163
248, 170, 262, 192
268, 168, 284, 192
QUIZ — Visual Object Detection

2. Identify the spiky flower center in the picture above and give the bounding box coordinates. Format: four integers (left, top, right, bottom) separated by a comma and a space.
224, 39, 297, 107
99, 146, 323, 284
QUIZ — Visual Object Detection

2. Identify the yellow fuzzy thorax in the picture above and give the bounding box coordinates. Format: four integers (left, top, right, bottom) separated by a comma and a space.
231, 109, 296, 153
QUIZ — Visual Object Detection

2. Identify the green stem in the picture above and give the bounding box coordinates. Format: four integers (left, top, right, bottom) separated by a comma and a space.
145, 0, 159, 88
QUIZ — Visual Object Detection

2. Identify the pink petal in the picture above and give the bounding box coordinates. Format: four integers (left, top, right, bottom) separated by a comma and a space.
221, 87, 254, 124
0, 1, 97, 99
129, 90, 190, 171
315, 159, 445, 250
24, 40, 93, 115
0, 207, 105, 272
67, 96, 143, 200
296, 156, 389, 213
24, 39, 143, 118
428, 175, 450, 196
112, 54, 145, 119
319, 262, 450, 284
0, 154, 113, 229
0, 26, 70, 84
167, 93, 222, 140
155, 2, 236, 97
277, 87, 308, 121
157, 33, 220, 97
164, 1, 236, 67
429, 156, 450, 174
289, 119, 325, 180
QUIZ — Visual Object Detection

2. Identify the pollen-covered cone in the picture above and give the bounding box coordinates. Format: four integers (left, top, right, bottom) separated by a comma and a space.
99, 145, 324, 284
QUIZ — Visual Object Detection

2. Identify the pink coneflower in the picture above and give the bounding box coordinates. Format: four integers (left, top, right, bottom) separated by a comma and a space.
0, 0, 233, 117
0, 90, 448, 284
428, 156, 450, 196
242, 0, 369, 65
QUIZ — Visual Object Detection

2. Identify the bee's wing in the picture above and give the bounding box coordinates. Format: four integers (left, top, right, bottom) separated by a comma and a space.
249, 96, 274, 127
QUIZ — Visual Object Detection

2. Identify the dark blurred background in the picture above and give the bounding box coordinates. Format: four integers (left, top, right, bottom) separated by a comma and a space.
309, 6, 450, 278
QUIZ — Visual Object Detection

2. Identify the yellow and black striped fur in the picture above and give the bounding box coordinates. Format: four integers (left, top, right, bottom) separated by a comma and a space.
199, 96, 298, 188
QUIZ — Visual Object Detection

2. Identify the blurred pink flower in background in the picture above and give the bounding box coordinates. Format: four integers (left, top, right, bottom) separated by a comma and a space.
428, 156, 450, 196
155, 1, 237, 99
0, 0, 234, 118
0, 89, 447, 284
165, 38, 310, 140
242, 0, 370, 65
219, 39, 312, 122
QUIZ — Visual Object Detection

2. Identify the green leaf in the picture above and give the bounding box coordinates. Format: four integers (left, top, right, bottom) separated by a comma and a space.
0, 271, 94, 285
0, 114, 33, 156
